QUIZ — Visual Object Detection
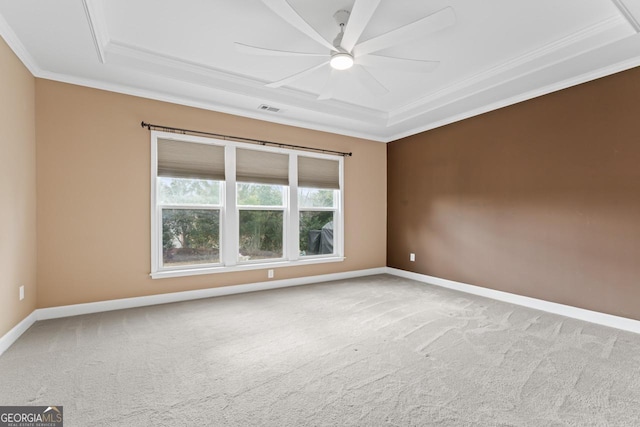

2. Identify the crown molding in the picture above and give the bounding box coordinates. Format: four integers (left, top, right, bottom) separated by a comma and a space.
388, 14, 631, 126
35, 68, 388, 142
3, 2, 640, 144
386, 47, 640, 142
0, 9, 40, 75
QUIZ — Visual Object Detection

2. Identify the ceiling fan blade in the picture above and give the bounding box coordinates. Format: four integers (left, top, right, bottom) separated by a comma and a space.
266, 60, 330, 88
354, 65, 389, 97
354, 7, 455, 57
318, 69, 340, 100
235, 42, 327, 58
262, 0, 337, 52
340, 0, 381, 52
358, 54, 440, 73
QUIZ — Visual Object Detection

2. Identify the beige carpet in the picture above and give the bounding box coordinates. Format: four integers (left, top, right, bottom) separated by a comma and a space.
1, 274, 639, 426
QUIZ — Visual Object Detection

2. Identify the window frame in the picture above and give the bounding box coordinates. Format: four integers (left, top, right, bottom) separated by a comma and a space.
150, 131, 344, 279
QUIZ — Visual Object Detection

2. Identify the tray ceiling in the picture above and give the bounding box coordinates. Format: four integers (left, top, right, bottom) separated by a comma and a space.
1, 0, 640, 142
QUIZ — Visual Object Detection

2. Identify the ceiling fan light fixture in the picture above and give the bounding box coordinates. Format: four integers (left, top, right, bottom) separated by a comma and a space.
330, 52, 354, 70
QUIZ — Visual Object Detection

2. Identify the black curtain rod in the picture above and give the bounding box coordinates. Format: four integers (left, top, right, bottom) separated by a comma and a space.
141, 121, 352, 157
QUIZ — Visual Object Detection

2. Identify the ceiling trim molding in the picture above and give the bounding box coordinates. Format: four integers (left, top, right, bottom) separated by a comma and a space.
81, 0, 109, 64
388, 14, 630, 126
610, 0, 640, 32
0, 11, 40, 75
387, 48, 640, 142
2, 3, 637, 144
105, 40, 387, 124
35, 69, 387, 142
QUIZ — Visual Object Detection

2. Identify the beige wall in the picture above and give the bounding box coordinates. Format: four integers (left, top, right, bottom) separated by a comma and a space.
388, 67, 640, 320
0, 37, 37, 336
35, 80, 386, 308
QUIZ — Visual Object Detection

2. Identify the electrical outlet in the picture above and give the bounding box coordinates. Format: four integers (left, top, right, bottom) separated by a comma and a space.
268, 269, 274, 279
19, 285, 24, 301
410, 253, 416, 262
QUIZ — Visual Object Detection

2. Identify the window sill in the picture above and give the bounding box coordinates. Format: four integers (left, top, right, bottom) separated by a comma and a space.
150, 256, 345, 279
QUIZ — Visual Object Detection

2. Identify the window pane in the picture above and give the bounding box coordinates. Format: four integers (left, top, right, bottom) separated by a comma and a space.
158, 177, 221, 205
237, 183, 284, 206
239, 210, 283, 261
298, 188, 335, 208
300, 211, 334, 256
162, 209, 220, 266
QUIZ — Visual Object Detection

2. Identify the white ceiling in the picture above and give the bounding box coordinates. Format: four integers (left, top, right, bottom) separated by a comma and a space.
2, 0, 640, 142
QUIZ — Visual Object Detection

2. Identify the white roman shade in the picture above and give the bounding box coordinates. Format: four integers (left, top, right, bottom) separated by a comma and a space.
157, 139, 225, 180
236, 148, 289, 185
298, 156, 340, 189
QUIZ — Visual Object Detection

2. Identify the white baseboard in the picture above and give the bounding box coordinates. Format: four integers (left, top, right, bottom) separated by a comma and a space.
0, 267, 387, 356
0, 311, 38, 356
37, 267, 387, 321
386, 267, 640, 335
5, 266, 637, 357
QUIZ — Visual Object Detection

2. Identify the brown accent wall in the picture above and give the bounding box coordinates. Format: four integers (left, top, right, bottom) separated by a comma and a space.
0, 37, 37, 336
36, 80, 386, 308
388, 67, 640, 320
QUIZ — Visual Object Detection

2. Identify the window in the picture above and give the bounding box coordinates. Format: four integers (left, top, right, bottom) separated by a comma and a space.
298, 156, 340, 257
236, 148, 288, 263
155, 139, 224, 271
151, 132, 344, 278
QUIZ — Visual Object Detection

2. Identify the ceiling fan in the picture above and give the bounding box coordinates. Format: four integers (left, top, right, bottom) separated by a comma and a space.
235, 0, 456, 100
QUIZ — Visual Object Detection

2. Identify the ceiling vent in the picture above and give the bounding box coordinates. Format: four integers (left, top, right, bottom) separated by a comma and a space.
258, 104, 281, 113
